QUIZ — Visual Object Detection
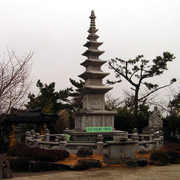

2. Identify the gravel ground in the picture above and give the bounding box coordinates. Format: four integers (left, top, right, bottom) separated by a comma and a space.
10, 164, 180, 180
1, 150, 180, 180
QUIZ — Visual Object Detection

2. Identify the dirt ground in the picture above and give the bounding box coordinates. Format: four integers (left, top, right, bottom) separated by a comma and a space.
10, 164, 180, 180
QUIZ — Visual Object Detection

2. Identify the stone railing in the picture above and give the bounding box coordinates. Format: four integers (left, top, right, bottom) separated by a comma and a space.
25, 129, 69, 149
25, 129, 105, 154
128, 128, 164, 151
25, 128, 164, 155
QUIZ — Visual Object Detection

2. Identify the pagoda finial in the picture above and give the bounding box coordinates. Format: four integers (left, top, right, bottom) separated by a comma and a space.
89, 10, 96, 31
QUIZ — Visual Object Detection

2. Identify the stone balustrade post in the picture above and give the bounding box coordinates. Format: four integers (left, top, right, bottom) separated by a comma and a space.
97, 134, 104, 154
148, 134, 155, 150
25, 131, 32, 146
133, 128, 138, 133
131, 128, 139, 151
131, 128, 139, 140
150, 129, 155, 134
154, 131, 160, 149
55, 136, 59, 142
155, 139, 160, 149
35, 133, 41, 147
149, 134, 154, 141
59, 134, 67, 150
30, 130, 36, 140
154, 131, 160, 138
44, 129, 50, 142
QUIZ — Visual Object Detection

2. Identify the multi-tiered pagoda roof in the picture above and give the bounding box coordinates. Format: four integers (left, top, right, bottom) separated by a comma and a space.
79, 10, 112, 95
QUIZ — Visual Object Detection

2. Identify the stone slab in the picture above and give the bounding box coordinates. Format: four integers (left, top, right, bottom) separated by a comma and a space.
106, 140, 138, 159
64, 129, 126, 142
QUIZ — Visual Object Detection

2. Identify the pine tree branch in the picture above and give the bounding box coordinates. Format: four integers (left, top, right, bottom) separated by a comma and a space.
138, 81, 176, 102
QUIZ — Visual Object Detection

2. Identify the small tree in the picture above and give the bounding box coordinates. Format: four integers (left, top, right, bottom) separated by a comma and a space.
25, 80, 73, 114
69, 78, 84, 110
164, 114, 180, 142
105, 94, 124, 111
25, 80, 75, 133
169, 91, 180, 114
114, 107, 135, 132
0, 49, 33, 118
108, 52, 176, 116
164, 91, 180, 141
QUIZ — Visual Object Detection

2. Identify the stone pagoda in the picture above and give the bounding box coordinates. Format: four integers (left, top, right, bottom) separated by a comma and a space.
24, 11, 164, 158
66, 10, 116, 141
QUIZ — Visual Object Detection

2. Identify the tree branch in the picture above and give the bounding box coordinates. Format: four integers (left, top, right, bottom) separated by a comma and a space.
138, 81, 175, 102
108, 60, 137, 87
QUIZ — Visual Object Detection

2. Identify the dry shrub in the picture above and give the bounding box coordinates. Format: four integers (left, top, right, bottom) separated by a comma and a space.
7, 143, 69, 162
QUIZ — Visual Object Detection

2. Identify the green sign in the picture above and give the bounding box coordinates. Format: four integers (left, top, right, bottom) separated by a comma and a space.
86, 127, 112, 132
65, 134, 71, 141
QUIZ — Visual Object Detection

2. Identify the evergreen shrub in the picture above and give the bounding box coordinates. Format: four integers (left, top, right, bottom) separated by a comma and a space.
7, 143, 69, 162
30, 161, 57, 172
166, 150, 180, 164
34, 149, 69, 162
76, 147, 93, 157
150, 150, 169, 166
12, 157, 30, 172
73, 161, 89, 170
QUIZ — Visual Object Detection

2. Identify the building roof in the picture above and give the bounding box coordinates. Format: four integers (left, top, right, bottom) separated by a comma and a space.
0, 108, 59, 124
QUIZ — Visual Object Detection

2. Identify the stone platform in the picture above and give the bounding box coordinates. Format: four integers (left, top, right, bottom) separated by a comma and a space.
64, 129, 126, 142
106, 140, 138, 158
74, 110, 116, 131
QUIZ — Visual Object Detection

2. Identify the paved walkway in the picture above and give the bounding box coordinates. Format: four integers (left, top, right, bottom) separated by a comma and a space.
11, 164, 180, 180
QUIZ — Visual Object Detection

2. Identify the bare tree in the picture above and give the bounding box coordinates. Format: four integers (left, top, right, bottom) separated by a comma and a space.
105, 94, 124, 110
0, 49, 33, 118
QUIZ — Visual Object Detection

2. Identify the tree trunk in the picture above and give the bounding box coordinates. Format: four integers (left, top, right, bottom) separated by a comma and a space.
134, 86, 139, 117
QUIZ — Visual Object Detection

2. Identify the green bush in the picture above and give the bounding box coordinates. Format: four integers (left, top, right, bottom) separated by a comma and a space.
150, 150, 169, 166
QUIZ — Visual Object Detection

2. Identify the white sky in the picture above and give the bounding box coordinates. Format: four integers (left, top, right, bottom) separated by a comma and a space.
0, 0, 180, 103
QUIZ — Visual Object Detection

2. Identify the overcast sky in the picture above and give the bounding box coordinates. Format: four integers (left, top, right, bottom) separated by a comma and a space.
0, 0, 180, 103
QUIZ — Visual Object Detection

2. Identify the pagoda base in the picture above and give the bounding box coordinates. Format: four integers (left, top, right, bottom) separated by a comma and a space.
74, 110, 116, 131
64, 129, 127, 142
64, 110, 119, 142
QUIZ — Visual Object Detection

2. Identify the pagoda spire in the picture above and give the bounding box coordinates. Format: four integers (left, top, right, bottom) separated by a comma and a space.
89, 10, 96, 32
86, 10, 99, 41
